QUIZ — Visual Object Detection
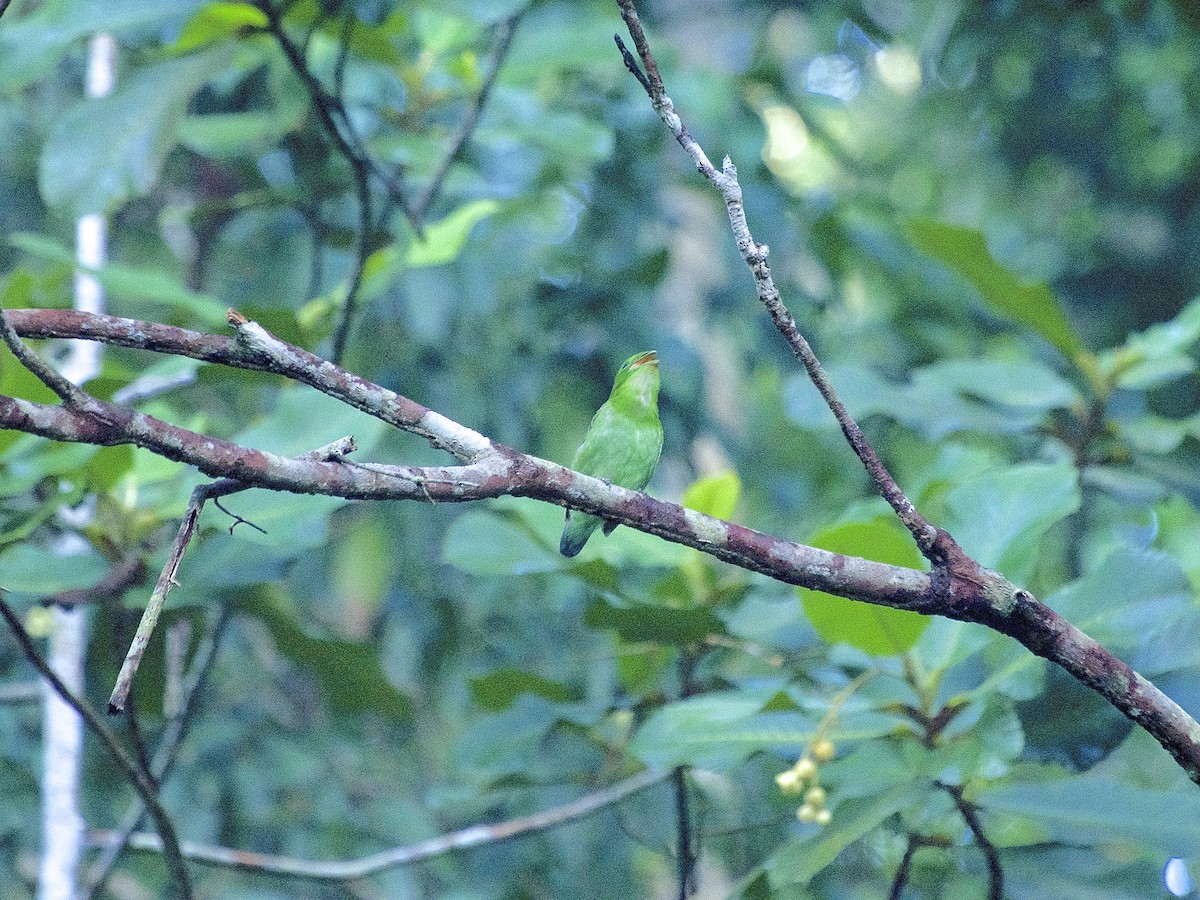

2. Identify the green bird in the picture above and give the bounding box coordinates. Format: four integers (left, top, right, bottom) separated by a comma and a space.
560, 350, 663, 557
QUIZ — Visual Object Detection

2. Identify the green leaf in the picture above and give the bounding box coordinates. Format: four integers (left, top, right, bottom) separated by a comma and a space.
682, 471, 741, 520
0, 437, 100, 496
980, 777, 1200, 855
799, 517, 929, 656
1103, 295, 1200, 390
1048, 549, 1199, 675
173, 1, 268, 52
234, 589, 411, 720
583, 597, 726, 645
0, 543, 105, 595
40, 46, 234, 216
469, 667, 578, 712
442, 498, 689, 576
943, 461, 1080, 581
177, 109, 306, 158
906, 218, 1083, 358
767, 782, 925, 886
405, 200, 500, 268
441, 508, 558, 576
630, 688, 896, 771
786, 357, 1078, 440
0, 0, 202, 90
9, 233, 228, 327
82, 446, 135, 492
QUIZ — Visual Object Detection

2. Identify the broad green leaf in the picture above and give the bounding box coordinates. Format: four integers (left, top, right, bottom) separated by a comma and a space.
1120, 412, 1200, 456
443, 496, 688, 576
234, 588, 411, 720
682, 471, 741, 520
469, 667, 578, 712
234, 382, 390, 458
1102, 296, 1200, 389
583, 597, 726, 645
799, 517, 929, 656
630, 689, 896, 771
0, 437, 99, 496
177, 110, 306, 158
767, 782, 926, 886
0, 543, 105, 595
0, 0, 202, 89
786, 357, 1078, 440
442, 509, 558, 576
40, 46, 234, 216
943, 461, 1080, 581
82, 446, 136, 492
9, 233, 227, 326
453, 693, 605, 782
980, 777, 1200, 855
173, 1, 268, 52
1048, 549, 1199, 675
405, 200, 500, 268
906, 218, 1083, 358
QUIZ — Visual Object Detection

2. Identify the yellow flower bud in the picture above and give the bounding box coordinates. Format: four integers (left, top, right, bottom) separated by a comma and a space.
792, 757, 817, 780
803, 786, 826, 807
811, 738, 836, 762
815, 808, 832, 826
775, 769, 803, 794
796, 803, 818, 822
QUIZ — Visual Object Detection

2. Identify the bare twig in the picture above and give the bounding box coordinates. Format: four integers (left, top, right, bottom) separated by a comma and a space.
941, 783, 1003, 900
413, 10, 526, 220
0, 680, 42, 704
0, 600, 194, 898
48, 555, 147, 608
84, 608, 229, 898
210, 497, 267, 534
90, 769, 668, 881
108, 436, 356, 714
255, 1, 418, 362
0, 308, 84, 405
889, 834, 947, 900
612, 3, 946, 562
6, 308, 1200, 786
257, 1, 420, 230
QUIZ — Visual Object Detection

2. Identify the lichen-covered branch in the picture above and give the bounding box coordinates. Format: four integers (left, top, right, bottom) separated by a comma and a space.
4, 306, 1200, 784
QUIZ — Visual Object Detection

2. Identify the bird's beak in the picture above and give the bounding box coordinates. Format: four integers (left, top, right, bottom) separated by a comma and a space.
630, 351, 658, 368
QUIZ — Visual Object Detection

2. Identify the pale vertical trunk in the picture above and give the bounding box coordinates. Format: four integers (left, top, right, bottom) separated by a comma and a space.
38, 32, 115, 900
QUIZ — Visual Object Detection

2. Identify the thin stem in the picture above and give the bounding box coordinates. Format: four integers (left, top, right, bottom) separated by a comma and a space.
942, 783, 1003, 900
91, 770, 668, 881
0, 600, 194, 898
413, 9, 525, 220
108, 438, 356, 713
611, 3, 943, 561
84, 608, 229, 898
673, 768, 693, 899
889, 834, 919, 900
0, 308, 82, 404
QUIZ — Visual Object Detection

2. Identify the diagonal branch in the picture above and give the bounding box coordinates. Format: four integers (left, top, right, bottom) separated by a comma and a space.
89, 769, 668, 880
256, 1, 415, 363
4, 307, 1200, 785
413, 9, 526, 220
941, 782, 1003, 900
107, 436, 357, 714
613, 2, 945, 563
0, 600, 194, 898
84, 607, 230, 897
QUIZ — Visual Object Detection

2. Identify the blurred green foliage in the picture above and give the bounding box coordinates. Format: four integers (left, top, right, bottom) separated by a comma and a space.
0, 0, 1199, 897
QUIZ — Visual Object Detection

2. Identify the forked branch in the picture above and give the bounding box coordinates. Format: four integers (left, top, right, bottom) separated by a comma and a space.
3, 307, 1200, 784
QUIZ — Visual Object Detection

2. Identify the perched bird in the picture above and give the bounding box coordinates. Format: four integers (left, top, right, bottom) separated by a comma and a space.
559, 350, 663, 557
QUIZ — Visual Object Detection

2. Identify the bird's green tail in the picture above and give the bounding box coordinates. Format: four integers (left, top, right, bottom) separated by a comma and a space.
559, 510, 603, 557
